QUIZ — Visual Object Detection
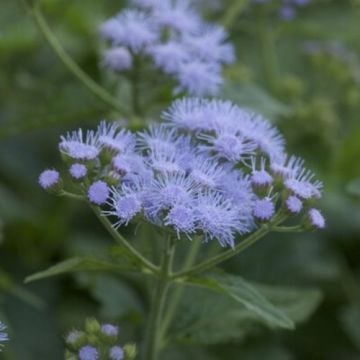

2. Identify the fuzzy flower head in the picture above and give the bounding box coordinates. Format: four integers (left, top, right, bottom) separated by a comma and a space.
103, 47, 133, 72
69, 163, 87, 180
88, 181, 110, 205
39, 169, 60, 190
59, 129, 100, 161
100, 10, 158, 52
109, 346, 124, 360
101, 324, 119, 337
307, 208, 325, 229
253, 197, 275, 221
79, 345, 99, 360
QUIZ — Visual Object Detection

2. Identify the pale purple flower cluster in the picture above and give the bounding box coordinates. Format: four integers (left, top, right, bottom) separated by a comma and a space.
99, 0, 235, 96
40, 98, 325, 246
253, 0, 311, 21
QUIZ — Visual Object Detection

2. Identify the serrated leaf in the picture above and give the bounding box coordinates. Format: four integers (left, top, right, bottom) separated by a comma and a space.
24, 256, 135, 284
188, 272, 295, 330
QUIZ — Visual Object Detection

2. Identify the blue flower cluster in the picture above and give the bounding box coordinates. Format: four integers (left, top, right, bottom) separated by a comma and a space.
99, 0, 235, 96
39, 98, 325, 247
253, 0, 310, 21
0, 322, 8, 352
65, 319, 136, 360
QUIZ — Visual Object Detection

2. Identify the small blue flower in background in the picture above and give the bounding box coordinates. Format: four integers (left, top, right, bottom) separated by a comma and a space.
0, 322, 8, 351
109, 345, 124, 360
79, 345, 99, 360
99, 0, 235, 96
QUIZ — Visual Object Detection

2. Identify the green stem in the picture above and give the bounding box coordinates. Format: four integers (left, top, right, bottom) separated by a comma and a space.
59, 190, 85, 201
24, 1, 129, 116
171, 213, 287, 280
130, 54, 142, 116
171, 225, 270, 280
272, 225, 303, 233
90, 205, 159, 275
144, 235, 175, 360
160, 239, 202, 343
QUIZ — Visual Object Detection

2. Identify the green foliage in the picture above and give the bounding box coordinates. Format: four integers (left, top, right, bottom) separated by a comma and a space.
0, 0, 360, 358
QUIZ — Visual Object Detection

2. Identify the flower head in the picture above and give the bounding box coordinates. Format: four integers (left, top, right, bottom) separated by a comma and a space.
103, 47, 133, 72
88, 180, 110, 205
69, 163, 87, 180
307, 208, 325, 229
39, 169, 60, 189
100, 10, 159, 52
253, 197, 275, 221
285, 195, 303, 214
109, 346, 124, 360
101, 324, 119, 337
79, 345, 99, 360
175, 61, 222, 96
59, 129, 100, 161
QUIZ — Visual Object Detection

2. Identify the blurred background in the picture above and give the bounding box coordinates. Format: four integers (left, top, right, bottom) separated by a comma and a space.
1, 0, 360, 359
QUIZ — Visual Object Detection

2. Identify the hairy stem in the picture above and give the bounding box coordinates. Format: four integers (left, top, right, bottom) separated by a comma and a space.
144, 235, 175, 360
24, 1, 129, 116
90, 205, 159, 275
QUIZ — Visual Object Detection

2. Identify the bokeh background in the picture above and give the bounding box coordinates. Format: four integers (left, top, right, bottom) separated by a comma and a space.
1, 0, 360, 359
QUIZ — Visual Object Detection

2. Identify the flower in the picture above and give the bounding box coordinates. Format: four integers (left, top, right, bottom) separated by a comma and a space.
38, 169, 60, 189
253, 197, 275, 221
66, 330, 83, 345
88, 181, 110, 205
109, 346, 124, 360
194, 190, 244, 247
251, 158, 273, 188
69, 163, 87, 180
101, 324, 119, 337
103, 47, 133, 72
285, 195, 303, 214
284, 168, 322, 200
105, 185, 143, 227
307, 208, 325, 229
59, 129, 100, 161
164, 204, 197, 238
0, 322, 8, 351
152, 0, 201, 34
99, 10, 158, 52
175, 61, 223, 96
79, 345, 99, 360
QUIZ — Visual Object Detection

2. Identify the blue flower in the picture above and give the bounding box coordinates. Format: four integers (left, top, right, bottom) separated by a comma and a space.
88, 180, 110, 205
69, 163, 87, 180
102, 47, 133, 72
164, 204, 197, 238
59, 128, 100, 161
109, 346, 124, 360
182, 25, 235, 65
175, 61, 223, 96
194, 190, 243, 247
101, 324, 119, 337
307, 208, 325, 229
105, 184, 143, 227
285, 195, 303, 214
253, 197, 275, 221
39, 169, 60, 189
152, 0, 202, 34
79, 345, 99, 360
100, 10, 159, 53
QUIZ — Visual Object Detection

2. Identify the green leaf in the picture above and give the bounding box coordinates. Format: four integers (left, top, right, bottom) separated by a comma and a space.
254, 284, 323, 325
24, 256, 135, 284
187, 272, 295, 330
